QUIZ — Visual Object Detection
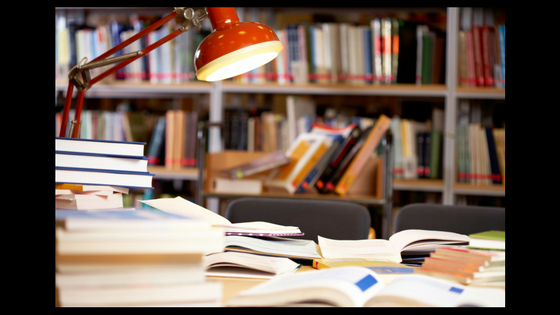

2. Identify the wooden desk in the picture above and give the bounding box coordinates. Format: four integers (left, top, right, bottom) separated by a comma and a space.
208, 265, 313, 305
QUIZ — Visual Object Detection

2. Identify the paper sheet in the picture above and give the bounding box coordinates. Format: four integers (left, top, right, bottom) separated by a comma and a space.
140, 196, 231, 226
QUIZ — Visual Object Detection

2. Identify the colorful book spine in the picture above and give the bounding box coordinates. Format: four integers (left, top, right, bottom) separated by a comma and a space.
498, 25, 505, 87
315, 126, 362, 193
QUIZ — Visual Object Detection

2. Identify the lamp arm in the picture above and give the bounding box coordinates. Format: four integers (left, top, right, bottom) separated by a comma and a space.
59, 7, 208, 138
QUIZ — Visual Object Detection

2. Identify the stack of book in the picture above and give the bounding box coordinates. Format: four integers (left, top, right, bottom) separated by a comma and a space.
55, 209, 225, 307
414, 246, 505, 285
55, 137, 154, 210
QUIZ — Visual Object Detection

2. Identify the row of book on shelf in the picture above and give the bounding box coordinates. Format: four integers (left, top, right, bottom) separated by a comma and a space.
458, 7, 505, 88
55, 7, 460, 86
55, 193, 505, 306
55, 102, 504, 194
238, 16, 446, 86
55, 12, 204, 84
456, 100, 505, 185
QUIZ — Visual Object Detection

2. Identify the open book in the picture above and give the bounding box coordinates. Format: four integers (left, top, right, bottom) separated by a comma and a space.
141, 197, 303, 237
225, 266, 505, 307
318, 229, 470, 263
223, 236, 322, 261
204, 251, 301, 279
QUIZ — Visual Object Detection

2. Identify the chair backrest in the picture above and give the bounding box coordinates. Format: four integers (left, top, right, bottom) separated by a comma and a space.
393, 203, 505, 235
225, 197, 371, 243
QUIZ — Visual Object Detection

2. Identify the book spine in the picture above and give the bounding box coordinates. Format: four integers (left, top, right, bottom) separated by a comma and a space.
472, 25, 484, 87
296, 137, 342, 193
382, 18, 392, 84
315, 126, 362, 193
372, 19, 382, 83
481, 25, 494, 86
290, 141, 330, 192
484, 127, 501, 184
498, 25, 505, 87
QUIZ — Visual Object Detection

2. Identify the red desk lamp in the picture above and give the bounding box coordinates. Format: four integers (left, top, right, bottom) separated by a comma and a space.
59, 7, 283, 138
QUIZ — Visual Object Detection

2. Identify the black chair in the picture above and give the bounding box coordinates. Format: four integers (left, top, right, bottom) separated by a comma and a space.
393, 203, 505, 235
225, 197, 372, 243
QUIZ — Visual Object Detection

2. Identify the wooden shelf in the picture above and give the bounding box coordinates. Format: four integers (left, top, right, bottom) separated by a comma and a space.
453, 183, 505, 196
221, 81, 448, 97
455, 86, 505, 99
55, 80, 212, 98
55, 80, 505, 100
148, 166, 198, 181
393, 179, 444, 192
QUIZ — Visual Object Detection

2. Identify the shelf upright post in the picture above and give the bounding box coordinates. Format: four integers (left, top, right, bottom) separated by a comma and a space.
204, 81, 225, 213
443, 7, 460, 205
382, 131, 393, 239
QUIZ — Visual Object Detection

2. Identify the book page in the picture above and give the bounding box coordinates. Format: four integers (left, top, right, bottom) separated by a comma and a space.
140, 196, 231, 226
365, 274, 505, 307
225, 236, 322, 259
388, 229, 470, 252
318, 236, 402, 263
204, 251, 300, 275
229, 267, 385, 307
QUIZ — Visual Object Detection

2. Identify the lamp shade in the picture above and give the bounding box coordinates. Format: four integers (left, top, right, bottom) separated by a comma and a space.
194, 7, 283, 81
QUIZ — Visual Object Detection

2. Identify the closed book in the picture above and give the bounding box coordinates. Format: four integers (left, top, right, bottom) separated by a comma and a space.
56, 264, 205, 288
213, 178, 263, 194
396, 20, 419, 84
55, 167, 154, 189
468, 231, 505, 251
335, 114, 392, 196
484, 127, 502, 184
56, 227, 223, 255
146, 116, 166, 165
472, 8, 485, 86
56, 192, 124, 210
498, 25, 505, 87
371, 19, 382, 83
57, 281, 222, 307
55, 151, 148, 173
415, 267, 504, 285
382, 18, 392, 84
55, 137, 145, 157
390, 117, 404, 178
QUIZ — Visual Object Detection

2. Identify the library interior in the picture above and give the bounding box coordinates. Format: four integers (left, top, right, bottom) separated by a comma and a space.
55, 7, 506, 307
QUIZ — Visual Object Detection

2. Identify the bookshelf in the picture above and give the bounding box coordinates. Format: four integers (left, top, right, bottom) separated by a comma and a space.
55, 7, 505, 214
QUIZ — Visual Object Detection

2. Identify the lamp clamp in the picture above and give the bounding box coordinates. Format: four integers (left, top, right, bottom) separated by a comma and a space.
175, 7, 207, 31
